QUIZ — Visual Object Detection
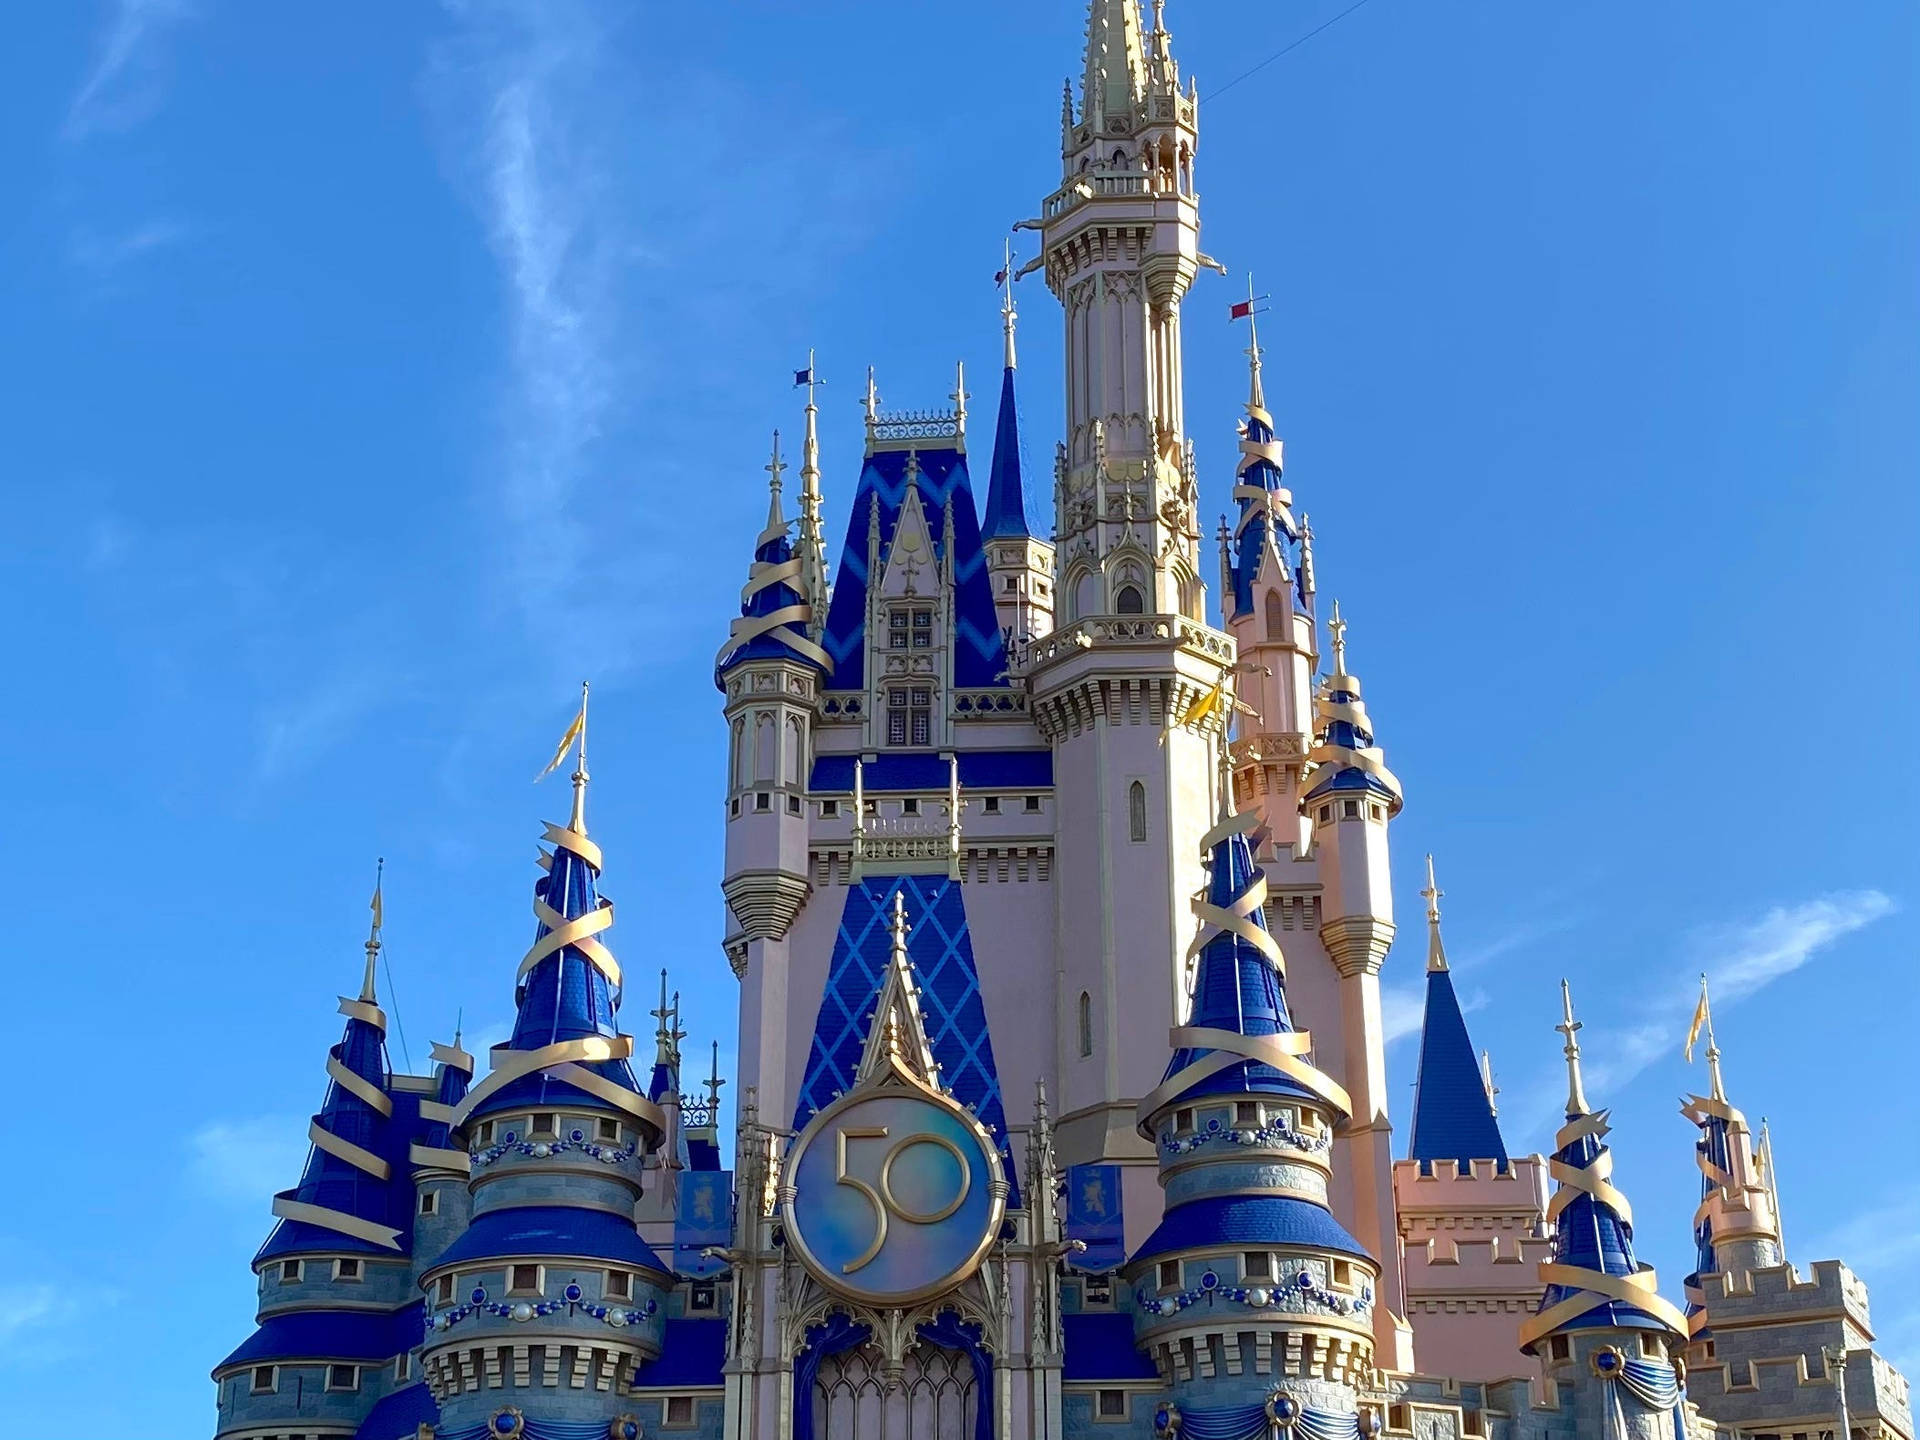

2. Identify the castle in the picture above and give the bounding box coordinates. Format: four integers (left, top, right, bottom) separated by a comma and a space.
211, 6, 1912, 1439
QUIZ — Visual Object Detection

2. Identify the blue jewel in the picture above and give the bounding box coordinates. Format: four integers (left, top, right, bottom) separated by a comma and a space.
471, 1287, 488, 1305
571, 1129, 585, 1142
565, 1283, 583, 1302
1296, 1272, 1314, 1291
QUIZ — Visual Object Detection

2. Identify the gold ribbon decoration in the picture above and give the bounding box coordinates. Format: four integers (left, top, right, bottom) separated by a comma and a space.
450, 1034, 666, 1134
270, 1196, 402, 1251
716, 550, 834, 673
1546, 1112, 1635, 1229
308, 1119, 391, 1182
326, 1053, 394, 1118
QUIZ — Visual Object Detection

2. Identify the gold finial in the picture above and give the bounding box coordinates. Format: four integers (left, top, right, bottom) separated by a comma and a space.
1481, 1049, 1499, 1117
1556, 979, 1590, 1118
1242, 274, 1266, 413
1421, 853, 1448, 973
1701, 973, 1726, 1102
1215, 734, 1236, 822
1328, 600, 1348, 677
765, 429, 787, 531
1001, 239, 1018, 369
360, 856, 384, 1003
569, 679, 590, 835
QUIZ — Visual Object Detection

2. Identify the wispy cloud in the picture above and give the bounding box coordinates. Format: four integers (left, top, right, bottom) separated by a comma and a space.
1807, 1193, 1920, 1281
254, 668, 392, 786
0, 1280, 98, 1370
190, 1117, 310, 1205
67, 217, 192, 278
1512, 890, 1895, 1138
1381, 978, 1488, 1047
65, 0, 200, 141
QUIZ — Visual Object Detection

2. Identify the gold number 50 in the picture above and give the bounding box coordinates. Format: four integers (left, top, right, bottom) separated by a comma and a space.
833, 1126, 973, 1274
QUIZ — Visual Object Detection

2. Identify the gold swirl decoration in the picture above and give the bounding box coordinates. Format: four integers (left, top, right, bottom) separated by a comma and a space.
715, 522, 833, 673
269, 1016, 404, 1249
1308, 686, 1402, 802
1517, 1111, 1688, 1349
1137, 811, 1352, 1130
448, 823, 665, 1138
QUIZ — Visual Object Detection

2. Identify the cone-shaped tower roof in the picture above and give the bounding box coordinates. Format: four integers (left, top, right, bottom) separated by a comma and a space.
1519, 982, 1688, 1353
981, 280, 1032, 541
1225, 308, 1309, 622
715, 431, 831, 682
1408, 857, 1509, 1169
1304, 602, 1403, 810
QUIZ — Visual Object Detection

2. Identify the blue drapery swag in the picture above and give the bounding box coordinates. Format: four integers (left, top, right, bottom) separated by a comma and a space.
790, 1308, 994, 1440
1600, 1358, 1687, 1440
1172, 1400, 1363, 1440
435, 1420, 634, 1440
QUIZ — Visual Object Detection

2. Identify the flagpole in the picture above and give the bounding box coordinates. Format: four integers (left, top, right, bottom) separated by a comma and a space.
570, 679, 590, 834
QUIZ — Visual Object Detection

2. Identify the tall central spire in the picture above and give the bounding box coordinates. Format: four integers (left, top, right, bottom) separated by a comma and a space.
1081, 0, 1146, 130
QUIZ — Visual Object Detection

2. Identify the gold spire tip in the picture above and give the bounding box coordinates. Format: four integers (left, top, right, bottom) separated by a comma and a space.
1327, 600, 1348, 676
1556, 979, 1590, 1117
1420, 854, 1448, 973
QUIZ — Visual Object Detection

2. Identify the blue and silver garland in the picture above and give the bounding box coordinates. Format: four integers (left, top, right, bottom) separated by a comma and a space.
1138, 1266, 1372, 1320
428, 1283, 660, 1336
472, 1127, 639, 1169
1161, 1114, 1330, 1159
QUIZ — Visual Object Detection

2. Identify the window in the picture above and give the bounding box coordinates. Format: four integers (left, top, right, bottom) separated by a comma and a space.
1463, 1410, 1485, 1437
1114, 584, 1145, 614
689, 1281, 717, 1313
1265, 589, 1286, 640
1640, 1333, 1662, 1357
476, 1121, 495, 1146
786, 794, 801, 815
436, 1274, 455, 1304
887, 607, 934, 650
754, 791, 770, 812
597, 1118, 620, 1142
1342, 799, 1360, 819
509, 1264, 543, 1295
983, 796, 1000, 814
1175, 1108, 1194, 1133
278, 1260, 302, 1284
1024, 795, 1041, 812
1098, 1390, 1128, 1419
1077, 992, 1093, 1058
1082, 1273, 1113, 1306
1235, 1101, 1260, 1125
1549, 1336, 1570, 1361
664, 1396, 696, 1428
1243, 1252, 1272, 1279
821, 799, 839, 817
1127, 780, 1147, 842
1388, 1405, 1412, 1432
1332, 1259, 1353, 1288
251, 1366, 277, 1395
1004, 576, 1017, 592
1370, 803, 1384, 821
902, 798, 919, 815
419, 1190, 439, 1216
1317, 804, 1332, 823
395, 1353, 413, 1382
729, 796, 740, 817
333, 1258, 362, 1282
326, 1364, 359, 1393
1158, 1261, 1181, 1290
606, 1270, 632, 1300
887, 688, 933, 746
530, 1112, 557, 1137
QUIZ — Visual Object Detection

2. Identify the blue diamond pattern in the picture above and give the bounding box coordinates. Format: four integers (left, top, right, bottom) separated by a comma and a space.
794, 874, 1020, 1206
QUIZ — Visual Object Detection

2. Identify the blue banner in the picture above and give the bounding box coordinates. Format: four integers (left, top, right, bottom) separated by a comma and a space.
674, 1169, 733, 1277
1065, 1163, 1125, 1271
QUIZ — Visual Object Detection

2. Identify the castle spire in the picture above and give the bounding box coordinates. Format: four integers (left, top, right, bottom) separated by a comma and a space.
855, 892, 942, 1088
359, 856, 384, 1004
715, 431, 831, 681
1304, 601, 1403, 815
1080, 0, 1146, 130
1521, 981, 1689, 1357
568, 678, 590, 836
1681, 1009, 1785, 1327
795, 354, 830, 629
983, 288, 1031, 542
1000, 238, 1018, 369
1407, 857, 1508, 1170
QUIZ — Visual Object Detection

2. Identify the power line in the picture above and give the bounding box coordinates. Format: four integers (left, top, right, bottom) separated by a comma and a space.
381, 945, 414, 1074
1204, 0, 1378, 102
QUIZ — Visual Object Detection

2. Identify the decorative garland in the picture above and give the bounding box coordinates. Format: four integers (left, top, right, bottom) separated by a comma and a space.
1160, 1112, 1331, 1159
428, 1282, 659, 1336
1138, 1265, 1372, 1321
471, 1126, 639, 1169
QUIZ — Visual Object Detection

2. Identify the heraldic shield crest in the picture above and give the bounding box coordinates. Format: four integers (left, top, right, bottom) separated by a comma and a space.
781, 893, 1009, 1307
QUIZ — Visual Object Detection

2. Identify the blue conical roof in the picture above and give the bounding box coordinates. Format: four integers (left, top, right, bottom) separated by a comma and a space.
1408, 967, 1508, 1170
1227, 404, 1308, 621
1159, 816, 1328, 1110
715, 517, 821, 680
257, 969, 407, 1261
1531, 1110, 1672, 1340
981, 365, 1030, 539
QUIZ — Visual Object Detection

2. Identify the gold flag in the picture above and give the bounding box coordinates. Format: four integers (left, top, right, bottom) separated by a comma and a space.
370, 879, 383, 933
1683, 975, 1710, 1063
537, 707, 585, 781
1163, 671, 1227, 744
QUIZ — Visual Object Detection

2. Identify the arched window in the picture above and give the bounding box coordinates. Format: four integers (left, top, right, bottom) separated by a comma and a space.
1265, 589, 1286, 640
1115, 584, 1145, 614
1073, 571, 1100, 621
1128, 780, 1148, 843
1077, 992, 1093, 1058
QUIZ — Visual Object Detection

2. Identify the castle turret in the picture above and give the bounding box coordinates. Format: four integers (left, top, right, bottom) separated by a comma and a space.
982, 262, 1056, 651
717, 434, 828, 1124
1125, 773, 1381, 1433
412, 1027, 476, 1275
212, 880, 419, 1440
1302, 604, 1412, 1367
1517, 982, 1690, 1440
1220, 307, 1318, 854
1392, 857, 1554, 1382
418, 703, 673, 1434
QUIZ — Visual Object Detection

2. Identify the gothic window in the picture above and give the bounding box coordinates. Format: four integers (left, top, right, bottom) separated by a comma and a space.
888, 606, 934, 649
1265, 589, 1286, 639
1114, 584, 1145, 614
784, 716, 803, 785
887, 687, 933, 747
1072, 570, 1099, 621
1127, 781, 1147, 842
753, 712, 774, 781
1078, 991, 1093, 1058
731, 718, 747, 788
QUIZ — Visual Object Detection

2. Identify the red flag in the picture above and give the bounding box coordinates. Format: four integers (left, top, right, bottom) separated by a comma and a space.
994, 267, 1009, 285
1229, 299, 1255, 320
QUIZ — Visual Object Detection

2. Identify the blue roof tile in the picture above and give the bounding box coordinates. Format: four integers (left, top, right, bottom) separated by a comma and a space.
216, 1302, 424, 1374
426, 1205, 670, 1276
1130, 1196, 1373, 1265
1408, 968, 1508, 1169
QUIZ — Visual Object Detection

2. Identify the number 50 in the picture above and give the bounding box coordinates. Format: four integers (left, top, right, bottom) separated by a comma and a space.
833, 1125, 972, 1274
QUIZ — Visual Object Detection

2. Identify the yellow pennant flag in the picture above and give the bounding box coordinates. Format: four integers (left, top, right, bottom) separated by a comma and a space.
537, 706, 585, 781
370, 879, 383, 933
1683, 975, 1710, 1063
1163, 671, 1227, 744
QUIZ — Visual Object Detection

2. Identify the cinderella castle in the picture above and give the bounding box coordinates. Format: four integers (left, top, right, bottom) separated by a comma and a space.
212, 5, 1912, 1439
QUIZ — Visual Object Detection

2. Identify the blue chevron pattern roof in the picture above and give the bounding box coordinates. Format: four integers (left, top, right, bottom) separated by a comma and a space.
1408, 967, 1509, 1170
818, 445, 1009, 692
793, 874, 1019, 1206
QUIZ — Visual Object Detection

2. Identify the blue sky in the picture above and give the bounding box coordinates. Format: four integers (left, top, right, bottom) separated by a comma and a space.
1, 1, 1915, 1430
